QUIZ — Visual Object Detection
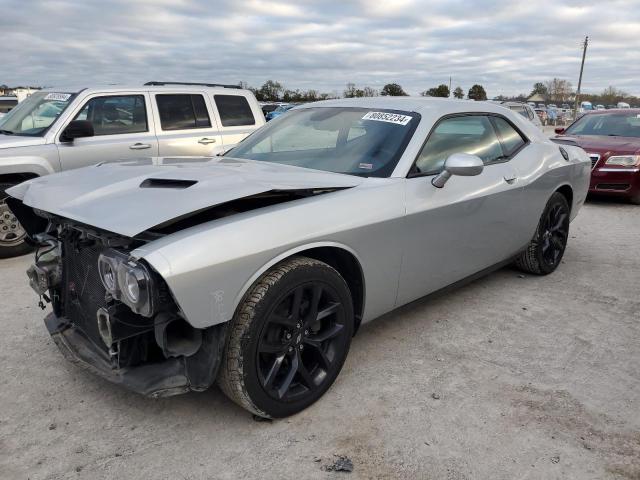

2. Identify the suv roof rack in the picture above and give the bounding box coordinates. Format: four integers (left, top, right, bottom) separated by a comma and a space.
144, 81, 242, 89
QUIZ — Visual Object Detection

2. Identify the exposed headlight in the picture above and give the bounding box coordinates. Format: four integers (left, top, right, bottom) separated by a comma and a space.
605, 155, 640, 166
98, 250, 155, 317
98, 250, 127, 296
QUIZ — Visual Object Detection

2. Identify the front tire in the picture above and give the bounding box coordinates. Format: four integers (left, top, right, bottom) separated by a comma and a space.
0, 184, 33, 259
515, 192, 570, 275
218, 256, 354, 418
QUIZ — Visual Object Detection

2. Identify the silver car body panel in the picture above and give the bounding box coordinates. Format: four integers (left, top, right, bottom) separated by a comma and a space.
9, 98, 591, 329
8, 157, 363, 238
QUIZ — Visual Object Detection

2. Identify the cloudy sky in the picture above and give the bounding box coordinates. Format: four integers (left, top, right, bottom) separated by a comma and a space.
3, 0, 639, 97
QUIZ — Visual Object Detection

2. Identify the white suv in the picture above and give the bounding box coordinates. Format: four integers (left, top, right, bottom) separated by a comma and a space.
0, 82, 265, 257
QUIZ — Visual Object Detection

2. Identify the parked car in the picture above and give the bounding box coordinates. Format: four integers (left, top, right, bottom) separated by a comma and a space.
0, 96, 18, 114
555, 109, 640, 204
260, 103, 280, 116
498, 101, 542, 129
534, 107, 548, 125
595, 104, 606, 110
0, 81, 265, 258
617, 102, 631, 109
8, 98, 590, 418
579, 101, 593, 113
265, 103, 296, 121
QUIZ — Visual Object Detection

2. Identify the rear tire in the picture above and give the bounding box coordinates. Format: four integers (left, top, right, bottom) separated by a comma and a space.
629, 194, 640, 205
515, 192, 570, 275
217, 256, 354, 418
0, 184, 33, 259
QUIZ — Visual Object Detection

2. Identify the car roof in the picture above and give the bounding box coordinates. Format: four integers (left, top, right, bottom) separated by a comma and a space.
299, 96, 519, 117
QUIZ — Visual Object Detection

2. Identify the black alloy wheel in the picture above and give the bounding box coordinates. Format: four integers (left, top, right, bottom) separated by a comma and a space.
515, 192, 570, 275
540, 201, 569, 268
257, 282, 347, 402
218, 256, 354, 418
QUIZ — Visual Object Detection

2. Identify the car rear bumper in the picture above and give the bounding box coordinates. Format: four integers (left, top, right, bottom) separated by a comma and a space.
589, 167, 640, 199
45, 313, 195, 398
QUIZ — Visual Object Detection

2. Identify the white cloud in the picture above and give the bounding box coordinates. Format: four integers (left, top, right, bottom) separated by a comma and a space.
1, 0, 639, 97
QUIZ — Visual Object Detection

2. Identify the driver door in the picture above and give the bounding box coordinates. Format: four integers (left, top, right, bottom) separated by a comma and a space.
56, 93, 159, 171
397, 114, 530, 305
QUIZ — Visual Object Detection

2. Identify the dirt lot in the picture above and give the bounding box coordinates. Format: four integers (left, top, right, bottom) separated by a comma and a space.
1, 199, 639, 480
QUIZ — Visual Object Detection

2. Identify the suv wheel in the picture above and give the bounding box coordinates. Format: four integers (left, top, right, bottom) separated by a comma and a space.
218, 256, 354, 418
0, 184, 32, 258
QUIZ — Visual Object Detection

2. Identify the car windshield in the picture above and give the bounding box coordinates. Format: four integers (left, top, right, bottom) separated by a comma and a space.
0, 91, 75, 136
565, 112, 640, 138
227, 107, 419, 177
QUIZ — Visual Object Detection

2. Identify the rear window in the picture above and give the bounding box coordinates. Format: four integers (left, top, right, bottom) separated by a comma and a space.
492, 116, 526, 156
214, 95, 255, 127
156, 94, 211, 130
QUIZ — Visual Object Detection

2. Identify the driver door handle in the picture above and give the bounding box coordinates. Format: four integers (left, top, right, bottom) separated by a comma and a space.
129, 143, 151, 150
198, 137, 217, 145
504, 173, 518, 184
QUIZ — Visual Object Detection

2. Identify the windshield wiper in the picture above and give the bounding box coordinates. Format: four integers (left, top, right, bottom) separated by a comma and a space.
0, 129, 14, 135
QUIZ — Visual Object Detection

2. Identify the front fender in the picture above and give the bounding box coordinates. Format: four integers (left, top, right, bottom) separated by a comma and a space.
132, 180, 405, 329
230, 241, 365, 318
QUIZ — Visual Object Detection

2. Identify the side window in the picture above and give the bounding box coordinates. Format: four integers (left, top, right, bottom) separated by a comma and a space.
415, 115, 504, 174
510, 105, 528, 119
491, 117, 526, 157
74, 95, 147, 136
214, 95, 255, 127
156, 94, 211, 130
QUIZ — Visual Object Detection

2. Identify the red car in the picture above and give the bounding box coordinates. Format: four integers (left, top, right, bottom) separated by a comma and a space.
555, 109, 640, 204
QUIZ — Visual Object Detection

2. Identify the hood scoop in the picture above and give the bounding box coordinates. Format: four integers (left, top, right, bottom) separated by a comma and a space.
140, 178, 198, 189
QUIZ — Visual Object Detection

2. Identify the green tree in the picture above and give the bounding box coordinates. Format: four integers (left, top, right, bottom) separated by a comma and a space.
467, 84, 487, 101
530, 82, 548, 98
381, 83, 408, 96
258, 80, 284, 102
453, 86, 464, 99
421, 84, 450, 97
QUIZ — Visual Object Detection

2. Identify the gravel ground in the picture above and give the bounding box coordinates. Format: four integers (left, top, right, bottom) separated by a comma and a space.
1, 198, 639, 480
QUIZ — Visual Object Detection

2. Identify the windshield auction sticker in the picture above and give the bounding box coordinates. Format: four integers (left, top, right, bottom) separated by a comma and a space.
362, 111, 412, 125
44, 93, 71, 101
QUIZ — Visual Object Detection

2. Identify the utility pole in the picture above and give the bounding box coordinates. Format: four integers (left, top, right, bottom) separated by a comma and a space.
573, 36, 588, 119
449, 76, 452, 98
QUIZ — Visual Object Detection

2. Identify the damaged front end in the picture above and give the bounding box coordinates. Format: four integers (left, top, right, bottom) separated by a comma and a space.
20, 209, 226, 398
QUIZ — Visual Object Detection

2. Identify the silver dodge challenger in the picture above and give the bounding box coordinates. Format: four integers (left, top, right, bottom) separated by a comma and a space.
7, 98, 590, 418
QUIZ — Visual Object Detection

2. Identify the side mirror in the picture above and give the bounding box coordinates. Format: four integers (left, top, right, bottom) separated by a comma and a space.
554, 127, 566, 135
432, 153, 484, 188
60, 120, 94, 142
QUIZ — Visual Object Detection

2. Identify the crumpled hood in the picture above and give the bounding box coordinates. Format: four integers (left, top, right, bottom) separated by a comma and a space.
7, 156, 363, 237
0, 134, 47, 149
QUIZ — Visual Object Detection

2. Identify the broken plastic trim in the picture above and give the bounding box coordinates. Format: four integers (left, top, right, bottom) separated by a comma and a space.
146, 187, 351, 235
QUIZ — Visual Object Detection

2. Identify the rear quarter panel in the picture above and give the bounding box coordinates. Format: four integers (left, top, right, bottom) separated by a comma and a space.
516, 141, 590, 240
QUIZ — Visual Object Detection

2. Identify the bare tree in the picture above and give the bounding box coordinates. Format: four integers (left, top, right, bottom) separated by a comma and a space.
543, 78, 573, 103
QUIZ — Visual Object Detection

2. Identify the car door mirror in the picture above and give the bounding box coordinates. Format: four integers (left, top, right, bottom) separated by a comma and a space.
432, 153, 484, 188
60, 120, 95, 142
